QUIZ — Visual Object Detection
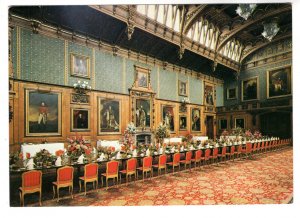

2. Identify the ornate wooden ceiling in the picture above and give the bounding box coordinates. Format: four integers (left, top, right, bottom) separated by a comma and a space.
9, 4, 292, 80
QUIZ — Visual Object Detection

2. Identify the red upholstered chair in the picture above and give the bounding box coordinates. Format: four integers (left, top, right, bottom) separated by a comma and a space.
234, 145, 243, 159
204, 149, 212, 166
226, 146, 235, 161
153, 154, 167, 175
137, 156, 153, 181
79, 163, 99, 195
52, 166, 74, 202
101, 160, 119, 189
191, 150, 202, 169
19, 170, 42, 206
218, 146, 227, 163
241, 142, 253, 159
179, 151, 192, 170
212, 148, 219, 165
167, 152, 181, 173
119, 158, 137, 185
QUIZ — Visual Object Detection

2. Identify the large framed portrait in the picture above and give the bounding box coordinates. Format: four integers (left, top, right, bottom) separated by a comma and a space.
227, 87, 237, 100
70, 53, 90, 78
191, 108, 201, 132
179, 115, 187, 131
204, 84, 214, 106
242, 77, 258, 101
162, 105, 175, 132
25, 89, 62, 136
71, 108, 90, 131
219, 119, 228, 130
235, 118, 245, 129
98, 98, 121, 134
178, 80, 188, 97
267, 65, 292, 98
135, 98, 151, 129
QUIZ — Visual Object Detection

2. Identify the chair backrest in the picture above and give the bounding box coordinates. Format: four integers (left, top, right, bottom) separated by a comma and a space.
57, 166, 74, 183
212, 148, 218, 157
106, 160, 119, 175
261, 141, 265, 148
246, 143, 252, 153
84, 163, 98, 178
205, 149, 211, 157
127, 158, 137, 172
173, 153, 181, 164
230, 146, 235, 154
195, 150, 202, 160
257, 142, 261, 149
265, 141, 269, 148
185, 151, 192, 161
22, 170, 42, 189
253, 143, 257, 151
221, 147, 226, 155
143, 156, 153, 168
159, 154, 167, 166
237, 145, 242, 152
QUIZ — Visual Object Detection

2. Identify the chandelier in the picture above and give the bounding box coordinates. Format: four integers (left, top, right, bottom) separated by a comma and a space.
261, 21, 280, 41
236, 4, 257, 20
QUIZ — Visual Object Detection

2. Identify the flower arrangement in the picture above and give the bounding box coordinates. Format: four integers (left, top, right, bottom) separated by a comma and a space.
221, 129, 229, 137
55, 149, 65, 157
181, 97, 190, 104
244, 129, 253, 140
155, 123, 170, 143
67, 135, 91, 159
253, 130, 262, 139
34, 149, 55, 166
126, 122, 136, 134
97, 145, 117, 159
73, 80, 92, 94
182, 132, 193, 144
231, 127, 244, 136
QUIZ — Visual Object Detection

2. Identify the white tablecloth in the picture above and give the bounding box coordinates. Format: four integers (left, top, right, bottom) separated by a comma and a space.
21, 143, 65, 160
163, 137, 182, 144
97, 140, 122, 151
193, 136, 209, 142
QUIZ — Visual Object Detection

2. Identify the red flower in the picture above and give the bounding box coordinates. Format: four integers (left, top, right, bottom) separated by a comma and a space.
85, 149, 91, 156
26, 153, 30, 159
121, 145, 126, 151
55, 149, 64, 157
111, 147, 116, 152
19, 153, 23, 159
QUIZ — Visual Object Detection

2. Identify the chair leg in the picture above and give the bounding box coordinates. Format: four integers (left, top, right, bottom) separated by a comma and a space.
57, 187, 60, 202
39, 191, 42, 206
84, 182, 87, 196
106, 178, 108, 190
79, 180, 82, 193
52, 185, 56, 199
71, 185, 73, 199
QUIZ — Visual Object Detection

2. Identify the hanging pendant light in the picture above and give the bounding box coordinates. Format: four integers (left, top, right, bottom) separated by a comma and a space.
236, 4, 257, 20
261, 21, 280, 41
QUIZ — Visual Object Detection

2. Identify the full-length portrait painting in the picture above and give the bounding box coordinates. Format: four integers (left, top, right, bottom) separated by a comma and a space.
135, 98, 151, 128
99, 98, 120, 134
267, 66, 292, 98
204, 84, 214, 105
191, 108, 201, 132
242, 77, 258, 101
25, 90, 61, 136
71, 108, 90, 131
162, 105, 175, 132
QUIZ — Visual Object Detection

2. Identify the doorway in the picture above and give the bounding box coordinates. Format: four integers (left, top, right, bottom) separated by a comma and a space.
206, 116, 214, 139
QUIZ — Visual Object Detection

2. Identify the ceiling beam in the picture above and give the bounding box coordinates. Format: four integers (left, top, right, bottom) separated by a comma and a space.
240, 32, 292, 62
183, 4, 208, 34
217, 5, 291, 52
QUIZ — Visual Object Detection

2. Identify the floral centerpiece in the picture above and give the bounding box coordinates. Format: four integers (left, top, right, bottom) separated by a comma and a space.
244, 129, 253, 141
155, 123, 170, 144
34, 149, 55, 167
67, 135, 92, 160
97, 145, 117, 159
253, 130, 262, 139
231, 127, 244, 137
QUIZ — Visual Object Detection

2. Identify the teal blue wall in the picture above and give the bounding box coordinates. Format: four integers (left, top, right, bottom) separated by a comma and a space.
12, 27, 216, 105
216, 84, 224, 107
224, 39, 292, 106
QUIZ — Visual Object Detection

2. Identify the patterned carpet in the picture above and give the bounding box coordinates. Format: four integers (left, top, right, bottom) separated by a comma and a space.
24, 148, 293, 206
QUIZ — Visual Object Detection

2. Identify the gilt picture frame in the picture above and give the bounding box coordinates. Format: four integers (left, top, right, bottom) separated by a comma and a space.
25, 89, 62, 136
71, 108, 90, 132
267, 65, 292, 99
70, 53, 90, 78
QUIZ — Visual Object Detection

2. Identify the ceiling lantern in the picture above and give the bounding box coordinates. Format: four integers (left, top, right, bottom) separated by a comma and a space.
236, 4, 257, 20
262, 21, 280, 41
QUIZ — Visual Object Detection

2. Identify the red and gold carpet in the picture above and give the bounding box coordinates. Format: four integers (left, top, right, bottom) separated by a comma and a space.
36, 148, 294, 206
